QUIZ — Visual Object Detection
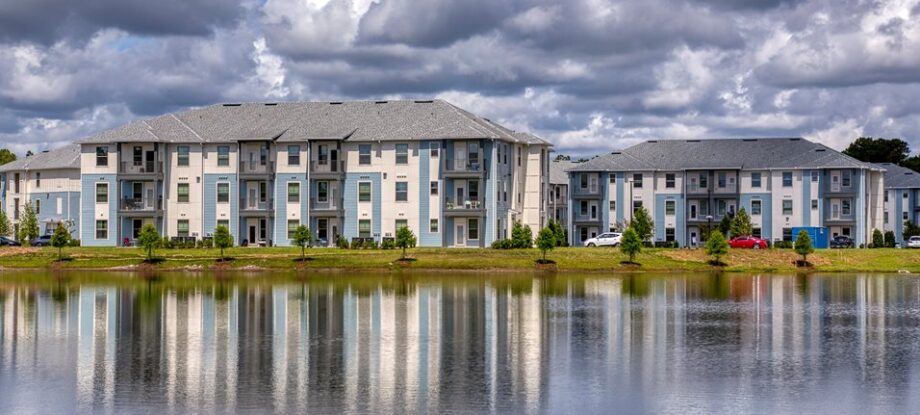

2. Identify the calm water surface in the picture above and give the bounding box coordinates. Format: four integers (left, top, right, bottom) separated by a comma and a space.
2, 271, 920, 414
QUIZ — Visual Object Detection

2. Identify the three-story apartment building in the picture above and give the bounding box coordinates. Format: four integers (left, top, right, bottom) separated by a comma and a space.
567, 138, 884, 247
0, 145, 82, 238
76, 100, 551, 247
877, 163, 920, 245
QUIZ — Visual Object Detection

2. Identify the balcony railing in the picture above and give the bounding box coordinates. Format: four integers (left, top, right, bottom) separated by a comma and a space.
444, 158, 483, 173
119, 161, 163, 175
240, 198, 273, 211
310, 160, 345, 174
239, 161, 273, 175
445, 198, 483, 210
687, 184, 709, 194
120, 198, 161, 211
310, 197, 341, 210
714, 183, 737, 193
574, 184, 600, 195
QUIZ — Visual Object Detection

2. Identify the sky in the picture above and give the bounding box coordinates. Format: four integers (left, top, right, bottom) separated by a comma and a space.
0, 0, 919, 157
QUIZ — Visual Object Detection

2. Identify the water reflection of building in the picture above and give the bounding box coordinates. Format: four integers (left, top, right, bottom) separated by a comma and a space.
1, 274, 920, 413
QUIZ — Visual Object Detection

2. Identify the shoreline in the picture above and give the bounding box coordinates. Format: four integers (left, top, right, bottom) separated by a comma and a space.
1, 246, 919, 274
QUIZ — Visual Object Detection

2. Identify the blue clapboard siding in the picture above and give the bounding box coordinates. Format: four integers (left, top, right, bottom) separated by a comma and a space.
740, 193, 772, 241
80, 174, 117, 246
654, 193, 686, 246
483, 140, 494, 246
343, 172, 381, 241
273, 173, 307, 246
29, 191, 81, 237
202, 174, 238, 243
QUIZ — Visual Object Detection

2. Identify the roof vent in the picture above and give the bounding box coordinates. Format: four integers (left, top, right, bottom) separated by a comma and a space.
815, 148, 826, 152
742, 138, 758, 142
374, 101, 387, 104
222, 103, 241, 107
907, 173, 914, 175
611, 151, 622, 155
264, 103, 278, 106
789, 138, 801, 141
329, 102, 343, 105
648, 140, 658, 143
686, 140, 700, 143
42, 150, 49, 153
414, 100, 434, 104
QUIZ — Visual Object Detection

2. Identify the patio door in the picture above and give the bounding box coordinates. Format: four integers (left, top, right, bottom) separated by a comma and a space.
831, 175, 840, 192
145, 151, 155, 172
146, 188, 154, 209
249, 224, 256, 244
456, 224, 465, 246
831, 203, 840, 220
249, 188, 257, 209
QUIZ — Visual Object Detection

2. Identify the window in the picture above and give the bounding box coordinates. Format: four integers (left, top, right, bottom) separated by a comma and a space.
665, 200, 675, 215
133, 146, 143, 166
842, 200, 851, 215
609, 175, 616, 184
609, 200, 616, 212
665, 174, 675, 188
468, 218, 479, 240
580, 227, 588, 242
217, 220, 230, 231
287, 220, 299, 239
395, 219, 408, 231
517, 147, 522, 166
34, 199, 40, 215
812, 199, 818, 210
95, 220, 108, 239
751, 172, 761, 188
35, 172, 40, 188
580, 174, 588, 189
288, 145, 300, 165
782, 200, 793, 215
752, 228, 762, 238
358, 182, 371, 202
177, 220, 189, 238
699, 173, 708, 189
751, 200, 762, 215
633, 174, 643, 188
359, 144, 372, 165
904, 211, 909, 221
782, 228, 792, 241
633, 200, 643, 212
177, 146, 190, 166
812, 171, 819, 182
217, 183, 229, 203
358, 220, 371, 238
56, 197, 62, 215
96, 183, 108, 203
468, 180, 479, 201
718, 172, 726, 188
395, 182, 408, 202
217, 146, 230, 166
884, 211, 889, 224
430, 219, 439, 232
665, 228, 675, 242
842, 171, 851, 187
96, 147, 108, 167
13, 173, 19, 193
316, 181, 328, 202
580, 201, 588, 216
430, 181, 439, 196
177, 183, 189, 203
395, 144, 409, 164
430, 142, 440, 158
782, 172, 793, 187
288, 182, 300, 203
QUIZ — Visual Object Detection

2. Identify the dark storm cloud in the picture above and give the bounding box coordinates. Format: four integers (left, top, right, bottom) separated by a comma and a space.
2, 0, 920, 157
0, 0, 244, 45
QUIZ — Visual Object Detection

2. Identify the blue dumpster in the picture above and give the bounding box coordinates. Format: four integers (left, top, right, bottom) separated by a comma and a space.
791, 227, 829, 248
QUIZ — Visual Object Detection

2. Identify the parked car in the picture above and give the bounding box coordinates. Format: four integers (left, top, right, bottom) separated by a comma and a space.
907, 236, 920, 249
728, 236, 768, 249
29, 235, 52, 247
830, 235, 854, 248
584, 232, 622, 247
0, 236, 20, 246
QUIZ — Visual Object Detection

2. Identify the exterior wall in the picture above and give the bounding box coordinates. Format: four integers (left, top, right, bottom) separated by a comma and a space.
81, 173, 117, 246
164, 144, 204, 238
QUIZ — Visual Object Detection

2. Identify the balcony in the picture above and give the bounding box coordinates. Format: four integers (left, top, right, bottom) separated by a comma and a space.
310, 197, 344, 217
119, 161, 163, 177
572, 184, 600, 198
240, 198, 273, 216
310, 160, 345, 178
443, 158, 485, 178
239, 161, 273, 177
686, 184, 710, 195
443, 197, 485, 217
573, 213, 601, 224
119, 198, 162, 215
713, 183, 738, 194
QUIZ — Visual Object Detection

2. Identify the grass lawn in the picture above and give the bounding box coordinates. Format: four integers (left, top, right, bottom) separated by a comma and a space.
1, 245, 919, 273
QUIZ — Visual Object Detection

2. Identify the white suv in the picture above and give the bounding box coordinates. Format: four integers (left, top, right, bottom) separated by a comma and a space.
908, 236, 920, 248
584, 232, 622, 247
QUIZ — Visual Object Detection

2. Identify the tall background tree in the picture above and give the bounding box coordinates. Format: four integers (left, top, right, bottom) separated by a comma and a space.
0, 149, 16, 166
730, 208, 753, 237
630, 207, 654, 243
18, 202, 39, 245
842, 137, 910, 164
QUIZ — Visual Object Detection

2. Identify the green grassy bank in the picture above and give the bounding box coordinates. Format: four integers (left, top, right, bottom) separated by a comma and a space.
1, 246, 919, 273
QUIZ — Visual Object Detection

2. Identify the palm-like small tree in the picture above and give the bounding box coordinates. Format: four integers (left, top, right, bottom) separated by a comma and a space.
292, 225, 312, 261
50, 223, 71, 261
137, 224, 161, 263
395, 225, 417, 259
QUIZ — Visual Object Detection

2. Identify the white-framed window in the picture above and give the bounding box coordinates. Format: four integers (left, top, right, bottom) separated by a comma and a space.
842, 199, 851, 215
782, 200, 793, 215
35, 172, 40, 188
430, 181, 438, 196
288, 182, 300, 203
358, 219, 371, 237
287, 220, 299, 239
633, 174, 643, 188
217, 146, 230, 166
430, 142, 440, 158
468, 218, 479, 240
288, 145, 301, 165
395, 143, 409, 164
177, 220, 189, 238
177, 183, 189, 203
665, 200, 675, 215
395, 182, 408, 202
430, 219, 439, 233
95, 220, 108, 240
34, 199, 40, 215
782, 172, 793, 187
359, 145, 372, 165
751, 172, 761, 188
96, 146, 108, 166
665, 173, 675, 188
358, 181, 371, 202
317, 181, 329, 202
217, 182, 230, 203
96, 183, 108, 203
177, 146, 190, 166
751, 200, 762, 215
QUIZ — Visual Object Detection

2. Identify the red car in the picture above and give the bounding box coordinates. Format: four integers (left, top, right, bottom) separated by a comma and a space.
729, 236, 768, 249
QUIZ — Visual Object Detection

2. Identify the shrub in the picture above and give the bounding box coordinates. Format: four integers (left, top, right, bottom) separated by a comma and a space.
794, 230, 814, 265
905, 221, 920, 239
68, 239, 81, 247
337, 236, 349, 249
548, 220, 567, 247
871, 229, 884, 248
381, 239, 396, 250
491, 239, 513, 249
773, 241, 793, 249
536, 227, 556, 263
511, 221, 533, 249
718, 215, 732, 237
619, 227, 642, 264
654, 241, 678, 248
884, 231, 896, 248
705, 230, 729, 265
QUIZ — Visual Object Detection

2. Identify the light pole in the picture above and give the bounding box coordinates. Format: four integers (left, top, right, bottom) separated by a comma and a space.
706, 214, 713, 243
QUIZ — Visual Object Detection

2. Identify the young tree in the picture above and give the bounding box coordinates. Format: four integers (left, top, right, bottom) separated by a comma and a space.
0, 208, 10, 237
292, 225, 312, 261
213, 224, 233, 260
511, 221, 533, 249
50, 223, 71, 261
395, 225, 417, 259
705, 230, 729, 265
137, 224, 161, 262
0, 148, 16, 166
17, 202, 39, 246
730, 207, 753, 238
549, 220, 567, 247
718, 215, 732, 237
536, 227, 556, 263
630, 207, 654, 242
871, 229, 884, 248
794, 230, 814, 265
619, 227, 642, 264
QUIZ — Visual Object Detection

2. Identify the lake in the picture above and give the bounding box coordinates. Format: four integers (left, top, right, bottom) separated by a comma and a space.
2, 271, 920, 414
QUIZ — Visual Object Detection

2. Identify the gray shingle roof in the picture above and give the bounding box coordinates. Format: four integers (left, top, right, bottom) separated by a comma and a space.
77, 100, 552, 146
0, 144, 81, 172
875, 163, 920, 189
571, 138, 879, 172
550, 159, 579, 184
